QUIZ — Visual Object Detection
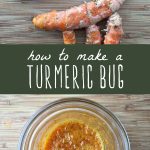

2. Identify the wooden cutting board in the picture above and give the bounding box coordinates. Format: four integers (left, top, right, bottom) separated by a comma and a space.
0, 0, 150, 44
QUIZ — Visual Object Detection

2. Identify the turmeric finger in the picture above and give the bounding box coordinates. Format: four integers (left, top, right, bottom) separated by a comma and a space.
104, 13, 124, 44
86, 25, 102, 44
63, 31, 76, 44
32, 0, 126, 31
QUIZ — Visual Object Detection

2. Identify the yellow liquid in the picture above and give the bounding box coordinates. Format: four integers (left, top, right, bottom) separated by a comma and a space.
38, 111, 116, 150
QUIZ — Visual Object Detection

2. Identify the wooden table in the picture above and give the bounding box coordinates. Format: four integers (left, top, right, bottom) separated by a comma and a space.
0, 0, 150, 44
0, 0, 150, 150
0, 95, 150, 150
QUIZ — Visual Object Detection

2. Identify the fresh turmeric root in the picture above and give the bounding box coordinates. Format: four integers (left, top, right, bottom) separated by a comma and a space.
104, 13, 123, 44
32, 0, 125, 44
32, 0, 125, 31
86, 25, 102, 44
63, 31, 76, 44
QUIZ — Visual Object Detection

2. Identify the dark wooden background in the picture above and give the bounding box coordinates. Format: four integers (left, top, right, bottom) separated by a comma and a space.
0, 0, 150, 44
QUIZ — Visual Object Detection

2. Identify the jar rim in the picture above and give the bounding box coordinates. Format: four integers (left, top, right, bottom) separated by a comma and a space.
18, 97, 130, 150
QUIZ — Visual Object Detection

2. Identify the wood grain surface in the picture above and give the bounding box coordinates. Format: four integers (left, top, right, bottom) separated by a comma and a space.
0, 0, 150, 44
0, 95, 150, 150
0, 1, 150, 150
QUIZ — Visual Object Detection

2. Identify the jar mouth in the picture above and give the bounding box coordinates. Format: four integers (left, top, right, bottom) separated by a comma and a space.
18, 97, 130, 150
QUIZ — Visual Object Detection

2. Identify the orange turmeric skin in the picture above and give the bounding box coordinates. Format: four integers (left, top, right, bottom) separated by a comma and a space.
104, 26, 123, 44
32, 0, 125, 44
104, 13, 124, 44
63, 31, 76, 44
32, 1, 112, 31
86, 25, 102, 44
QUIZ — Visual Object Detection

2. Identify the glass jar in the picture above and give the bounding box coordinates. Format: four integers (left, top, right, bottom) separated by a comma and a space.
18, 98, 130, 150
